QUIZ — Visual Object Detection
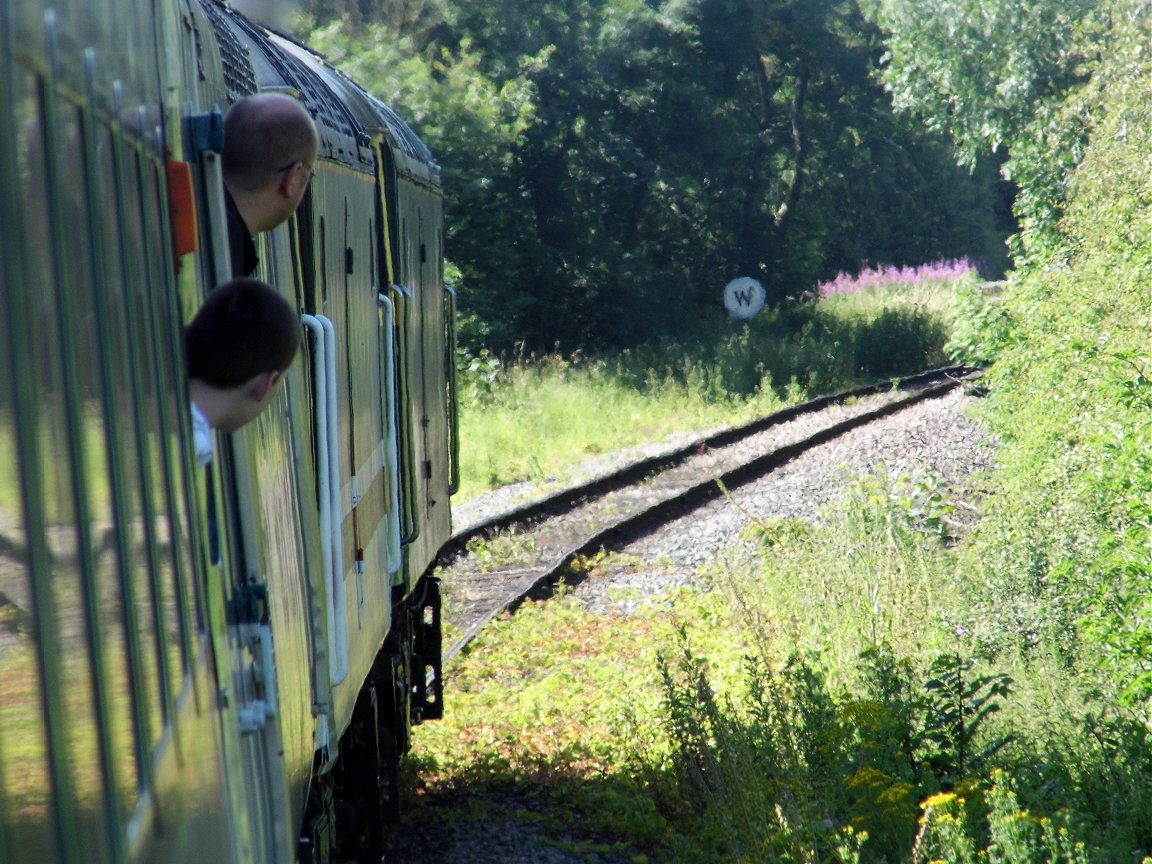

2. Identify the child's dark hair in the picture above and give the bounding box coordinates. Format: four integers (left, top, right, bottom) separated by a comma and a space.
185, 279, 301, 388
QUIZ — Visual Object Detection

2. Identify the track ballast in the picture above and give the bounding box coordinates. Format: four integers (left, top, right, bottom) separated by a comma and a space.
436, 366, 981, 663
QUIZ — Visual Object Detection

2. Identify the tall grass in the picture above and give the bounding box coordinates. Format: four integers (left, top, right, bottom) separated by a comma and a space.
416, 471, 1150, 863
455, 351, 787, 499
656, 480, 1150, 863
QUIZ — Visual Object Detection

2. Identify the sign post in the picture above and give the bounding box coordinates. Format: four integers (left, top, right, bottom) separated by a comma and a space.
723, 277, 766, 319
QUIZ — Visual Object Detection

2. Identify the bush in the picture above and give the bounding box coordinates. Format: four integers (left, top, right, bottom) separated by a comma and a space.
957, 7, 1151, 706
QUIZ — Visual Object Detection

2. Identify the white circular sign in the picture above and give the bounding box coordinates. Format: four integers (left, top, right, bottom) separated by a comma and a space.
723, 277, 766, 319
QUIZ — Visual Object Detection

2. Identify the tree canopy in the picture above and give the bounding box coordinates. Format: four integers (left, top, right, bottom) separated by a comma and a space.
868, 0, 1106, 259
304, 0, 1016, 352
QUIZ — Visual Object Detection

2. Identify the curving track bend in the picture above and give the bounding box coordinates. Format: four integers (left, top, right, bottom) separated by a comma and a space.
436, 366, 982, 663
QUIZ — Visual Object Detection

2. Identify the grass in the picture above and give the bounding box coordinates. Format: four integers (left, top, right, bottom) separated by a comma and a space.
406, 586, 736, 853
429, 182, 1151, 859
455, 351, 788, 501
417, 469, 1149, 862
454, 263, 971, 503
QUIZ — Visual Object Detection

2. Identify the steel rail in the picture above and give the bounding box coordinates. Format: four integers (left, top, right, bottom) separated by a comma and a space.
439, 365, 974, 565
439, 365, 977, 665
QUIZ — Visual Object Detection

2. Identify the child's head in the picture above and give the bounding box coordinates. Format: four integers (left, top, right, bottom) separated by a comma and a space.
186, 279, 300, 387
185, 280, 301, 432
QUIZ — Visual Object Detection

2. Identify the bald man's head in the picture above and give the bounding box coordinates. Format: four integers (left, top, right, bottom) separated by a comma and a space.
222, 93, 319, 193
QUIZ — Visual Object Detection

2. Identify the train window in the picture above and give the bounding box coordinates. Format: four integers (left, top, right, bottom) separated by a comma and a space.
106, 124, 189, 711
56, 101, 145, 829
91, 120, 172, 756
0, 68, 63, 864
13, 90, 128, 860
142, 159, 200, 674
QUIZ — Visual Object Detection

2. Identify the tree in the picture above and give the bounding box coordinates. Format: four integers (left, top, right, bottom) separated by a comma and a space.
866, 0, 1106, 257
309, 0, 1014, 353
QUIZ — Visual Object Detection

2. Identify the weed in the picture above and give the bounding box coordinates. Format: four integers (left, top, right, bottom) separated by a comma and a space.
921, 652, 1014, 787
464, 530, 539, 572
910, 771, 1096, 864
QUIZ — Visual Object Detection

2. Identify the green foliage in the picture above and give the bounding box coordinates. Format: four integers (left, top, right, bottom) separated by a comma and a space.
953, 6, 1151, 707
1028, 708, 1152, 856
655, 560, 1149, 861
910, 773, 1092, 864
462, 530, 539, 574
921, 654, 1014, 787
707, 297, 951, 399
658, 634, 859, 863
456, 347, 503, 408
945, 280, 1014, 367
869, 0, 1097, 164
735, 469, 966, 662
308, 0, 1011, 353
869, 0, 1105, 257
654, 628, 1110, 863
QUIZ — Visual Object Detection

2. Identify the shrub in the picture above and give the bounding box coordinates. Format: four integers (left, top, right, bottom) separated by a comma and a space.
958, 7, 1151, 706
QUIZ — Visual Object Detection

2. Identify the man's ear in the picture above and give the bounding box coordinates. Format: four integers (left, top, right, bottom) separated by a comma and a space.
275, 163, 299, 199
277, 162, 307, 200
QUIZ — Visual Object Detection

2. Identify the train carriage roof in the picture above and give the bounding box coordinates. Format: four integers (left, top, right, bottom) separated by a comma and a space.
195, 0, 260, 104
266, 33, 441, 189
197, 0, 368, 172
195, 1, 439, 188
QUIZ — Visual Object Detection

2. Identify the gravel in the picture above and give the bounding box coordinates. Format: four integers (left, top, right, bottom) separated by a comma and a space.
382, 791, 649, 864
574, 386, 997, 614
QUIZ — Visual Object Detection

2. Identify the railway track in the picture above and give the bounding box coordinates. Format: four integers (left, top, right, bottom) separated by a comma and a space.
435, 365, 978, 664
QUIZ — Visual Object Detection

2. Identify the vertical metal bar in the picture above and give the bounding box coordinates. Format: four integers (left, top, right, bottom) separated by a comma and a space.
318, 315, 348, 684
200, 148, 233, 286
76, 48, 137, 859
443, 285, 460, 495
125, 99, 176, 719
391, 284, 421, 544
375, 144, 398, 285
36, 12, 110, 864
378, 293, 403, 574
301, 315, 336, 685
0, 5, 63, 861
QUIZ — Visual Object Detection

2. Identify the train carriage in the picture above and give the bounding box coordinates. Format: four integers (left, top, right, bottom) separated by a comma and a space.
0, 2, 454, 862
